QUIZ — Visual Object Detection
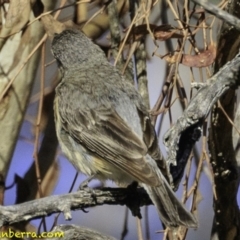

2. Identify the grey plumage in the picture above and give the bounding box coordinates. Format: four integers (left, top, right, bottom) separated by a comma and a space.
52, 29, 197, 228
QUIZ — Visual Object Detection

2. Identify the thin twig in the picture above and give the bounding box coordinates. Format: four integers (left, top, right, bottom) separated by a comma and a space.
191, 0, 240, 31
218, 101, 240, 135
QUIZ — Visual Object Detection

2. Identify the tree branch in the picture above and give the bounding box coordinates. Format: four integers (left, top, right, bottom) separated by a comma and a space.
191, 0, 240, 32
0, 187, 152, 227
46, 224, 117, 240
208, 0, 240, 238
163, 51, 240, 190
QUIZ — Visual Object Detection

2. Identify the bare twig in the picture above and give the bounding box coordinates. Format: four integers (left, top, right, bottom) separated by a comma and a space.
191, 0, 240, 31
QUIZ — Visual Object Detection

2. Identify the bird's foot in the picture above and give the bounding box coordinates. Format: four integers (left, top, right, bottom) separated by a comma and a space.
79, 175, 97, 202
79, 175, 95, 190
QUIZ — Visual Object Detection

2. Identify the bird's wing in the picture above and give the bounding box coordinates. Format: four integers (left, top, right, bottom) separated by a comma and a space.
57, 82, 160, 186
136, 103, 171, 182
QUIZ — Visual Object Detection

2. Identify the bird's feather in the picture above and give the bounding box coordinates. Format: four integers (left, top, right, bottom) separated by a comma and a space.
56, 77, 161, 186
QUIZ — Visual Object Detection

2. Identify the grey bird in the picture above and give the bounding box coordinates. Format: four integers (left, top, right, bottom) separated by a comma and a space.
52, 29, 197, 228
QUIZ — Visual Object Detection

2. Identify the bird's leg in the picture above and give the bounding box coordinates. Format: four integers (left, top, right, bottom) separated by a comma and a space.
79, 175, 96, 190
78, 175, 98, 204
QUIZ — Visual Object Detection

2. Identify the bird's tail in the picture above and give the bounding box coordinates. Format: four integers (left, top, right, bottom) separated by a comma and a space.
142, 177, 197, 228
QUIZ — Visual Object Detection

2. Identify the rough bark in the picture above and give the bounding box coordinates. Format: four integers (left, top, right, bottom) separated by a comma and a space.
0, 187, 151, 227
208, 0, 240, 239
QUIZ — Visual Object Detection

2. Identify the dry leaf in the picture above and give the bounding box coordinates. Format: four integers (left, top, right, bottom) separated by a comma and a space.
154, 28, 183, 41
36, 161, 59, 198
5, 0, 31, 34
41, 14, 66, 40
31, 88, 56, 135
0, 78, 10, 120
164, 44, 216, 67
128, 24, 184, 42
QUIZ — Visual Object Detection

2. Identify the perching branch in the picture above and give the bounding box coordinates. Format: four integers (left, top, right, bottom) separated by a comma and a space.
0, 187, 152, 227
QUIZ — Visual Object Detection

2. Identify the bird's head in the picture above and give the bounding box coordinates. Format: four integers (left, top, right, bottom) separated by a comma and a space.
51, 29, 106, 70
